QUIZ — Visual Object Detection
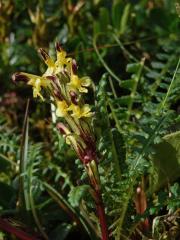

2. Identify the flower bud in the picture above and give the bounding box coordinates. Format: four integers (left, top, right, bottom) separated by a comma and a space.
56, 122, 68, 135
53, 89, 63, 101
69, 90, 78, 105
55, 42, 63, 52
72, 59, 78, 74
77, 145, 97, 164
12, 72, 29, 83
46, 75, 57, 82
38, 48, 50, 62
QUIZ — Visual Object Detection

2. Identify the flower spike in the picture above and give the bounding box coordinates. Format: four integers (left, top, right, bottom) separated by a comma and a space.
13, 44, 109, 240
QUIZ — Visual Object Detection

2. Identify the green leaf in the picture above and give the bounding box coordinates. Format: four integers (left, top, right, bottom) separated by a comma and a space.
68, 185, 89, 208
112, 128, 126, 173
159, 82, 169, 89
126, 63, 140, 73
170, 183, 180, 197
93, 21, 100, 36
156, 53, 169, 60
0, 231, 5, 239
99, 7, 110, 31
112, 0, 123, 30
151, 131, 180, 191
118, 96, 131, 105
121, 79, 135, 90
120, 4, 131, 35
146, 71, 160, 79
151, 61, 165, 69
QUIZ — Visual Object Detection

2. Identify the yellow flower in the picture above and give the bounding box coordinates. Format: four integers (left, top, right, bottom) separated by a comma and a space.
57, 50, 67, 65
39, 47, 72, 76
68, 104, 93, 119
12, 72, 49, 100
23, 73, 49, 100
68, 74, 91, 93
43, 59, 55, 76
39, 48, 55, 76
56, 100, 69, 117
55, 48, 72, 74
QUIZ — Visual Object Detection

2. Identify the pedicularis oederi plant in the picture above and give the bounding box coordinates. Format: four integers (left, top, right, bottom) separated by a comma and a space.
12, 43, 109, 240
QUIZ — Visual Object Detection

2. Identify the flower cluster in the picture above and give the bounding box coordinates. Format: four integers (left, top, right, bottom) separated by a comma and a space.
12, 43, 97, 165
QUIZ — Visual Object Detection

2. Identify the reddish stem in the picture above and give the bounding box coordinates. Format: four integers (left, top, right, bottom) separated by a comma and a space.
96, 191, 109, 240
86, 161, 109, 240
0, 218, 39, 240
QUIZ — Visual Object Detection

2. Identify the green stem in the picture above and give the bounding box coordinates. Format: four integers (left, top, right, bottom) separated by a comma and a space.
29, 186, 48, 240
19, 99, 30, 211
151, 54, 177, 95
93, 33, 121, 84
43, 182, 81, 225
112, 34, 138, 63
119, 186, 134, 240
79, 201, 100, 238
107, 98, 121, 133
105, 95, 121, 178
133, 115, 166, 170
127, 58, 145, 121
159, 57, 180, 112
112, 33, 150, 72
28, 165, 48, 240
42, 181, 96, 238
108, 76, 118, 98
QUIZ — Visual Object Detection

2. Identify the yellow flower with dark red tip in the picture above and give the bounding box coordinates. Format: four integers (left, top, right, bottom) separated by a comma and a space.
55, 43, 72, 74
68, 104, 93, 118
28, 77, 49, 100
56, 50, 67, 65
39, 47, 71, 76
39, 48, 55, 76
12, 72, 29, 83
56, 100, 69, 117
68, 74, 91, 93
12, 72, 49, 101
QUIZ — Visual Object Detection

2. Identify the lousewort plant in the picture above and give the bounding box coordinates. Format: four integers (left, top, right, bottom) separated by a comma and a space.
12, 43, 109, 240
